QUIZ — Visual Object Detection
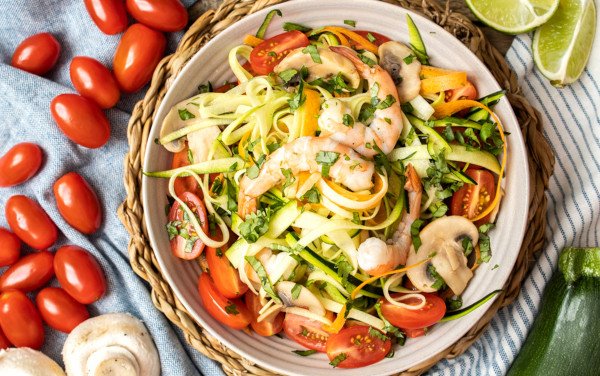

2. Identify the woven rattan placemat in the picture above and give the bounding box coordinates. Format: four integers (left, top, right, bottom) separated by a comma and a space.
117, 0, 555, 374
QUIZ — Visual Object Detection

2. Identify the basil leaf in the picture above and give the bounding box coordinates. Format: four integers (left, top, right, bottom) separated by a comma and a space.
292, 349, 317, 356
245, 255, 281, 303
178, 108, 195, 121
283, 22, 311, 32
329, 353, 347, 367
302, 44, 322, 63
344, 20, 356, 27
239, 209, 271, 243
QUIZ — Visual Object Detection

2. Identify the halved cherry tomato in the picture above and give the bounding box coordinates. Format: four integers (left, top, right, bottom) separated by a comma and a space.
450, 168, 496, 225
54, 245, 106, 304
126, 0, 188, 32
325, 325, 391, 368
11, 33, 61, 76
245, 291, 284, 336
404, 327, 427, 338
0, 143, 43, 187
206, 237, 248, 299
198, 273, 251, 330
0, 251, 54, 292
113, 23, 166, 93
84, 0, 128, 35
36, 287, 89, 333
171, 145, 200, 198
0, 228, 21, 267
283, 313, 330, 352
0, 290, 44, 349
70, 56, 120, 109
249, 31, 309, 75
167, 191, 208, 260
446, 81, 478, 102
5, 195, 58, 250
350, 30, 391, 48
50, 94, 111, 149
214, 82, 238, 93
53, 172, 102, 234
0, 326, 11, 349
380, 293, 446, 330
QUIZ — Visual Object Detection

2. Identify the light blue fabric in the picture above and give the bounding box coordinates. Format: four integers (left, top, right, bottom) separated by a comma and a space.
1, 1, 599, 375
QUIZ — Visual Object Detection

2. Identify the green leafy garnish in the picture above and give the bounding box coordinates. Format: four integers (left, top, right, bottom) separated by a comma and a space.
427, 264, 446, 290
403, 54, 416, 64
301, 186, 320, 203
293, 349, 317, 356
302, 44, 322, 63
245, 255, 281, 303
281, 168, 296, 190
226, 178, 237, 212
198, 82, 213, 93
447, 296, 463, 311
366, 32, 376, 43
368, 327, 388, 341
283, 22, 311, 32
374, 302, 406, 344
315, 151, 340, 178
178, 108, 195, 121
239, 208, 271, 243
329, 353, 347, 367
344, 19, 357, 27
358, 53, 376, 67
225, 303, 239, 315
288, 80, 306, 111
410, 218, 425, 252
278, 68, 298, 84
342, 114, 354, 127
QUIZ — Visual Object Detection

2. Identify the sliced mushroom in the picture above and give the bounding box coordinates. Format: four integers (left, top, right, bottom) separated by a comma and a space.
0, 348, 66, 376
406, 216, 478, 295
276, 281, 325, 316
274, 47, 361, 89
378, 41, 422, 103
63, 313, 160, 376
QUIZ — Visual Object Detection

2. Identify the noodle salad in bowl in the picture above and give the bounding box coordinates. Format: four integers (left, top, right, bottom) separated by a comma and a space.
145, 10, 507, 369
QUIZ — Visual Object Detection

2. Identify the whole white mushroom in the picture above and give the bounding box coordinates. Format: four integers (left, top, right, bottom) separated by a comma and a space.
62, 313, 160, 376
0, 347, 66, 376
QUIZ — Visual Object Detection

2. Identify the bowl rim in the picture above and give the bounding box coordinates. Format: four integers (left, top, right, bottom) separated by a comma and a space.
141, 0, 530, 374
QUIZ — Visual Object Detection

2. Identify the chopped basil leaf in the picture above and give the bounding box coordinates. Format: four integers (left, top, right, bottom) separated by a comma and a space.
377, 94, 396, 110
291, 283, 302, 300
410, 218, 425, 252
229, 162, 238, 172
283, 22, 311, 32
216, 248, 223, 257
492, 264, 499, 270
178, 108, 195, 121
302, 44, 322, 63
211, 177, 223, 196
267, 142, 281, 153
165, 221, 179, 240
343, 20, 356, 27
282, 168, 296, 190
366, 32, 376, 42
478, 233, 492, 263
462, 236, 474, 257
225, 303, 239, 315
329, 353, 347, 367
245, 255, 281, 303
198, 82, 213, 93
427, 264, 446, 290
368, 327, 388, 341
358, 53, 376, 67
342, 114, 354, 127
384, 117, 392, 124
335, 255, 353, 286
358, 103, 376, 122
352, 212, 360, 224
480, 122, 494, 143
239, 208, 271, 243
478, 223, 495, 234
447, 296, 463, 311
374, 302, 406, 344
288, 80, 306, 111
278, 68, 298, 84
226, 178, 237, 212
268, 51, 277, 57
292, 349, 317, 356
316, 151, 340, 178
403, 54, 416, 64
301, 186, 320, 203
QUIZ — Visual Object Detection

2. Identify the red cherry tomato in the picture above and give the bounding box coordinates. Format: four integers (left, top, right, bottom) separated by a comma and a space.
283, 313, 330, 352
214, 82, 238, 93
5, 195, 58, 250
325, 325, 392, 368
0, 251, 54, 293
450, 168, 496, 225
245, 291, 284, 336
50, 94, 111, 149
36, 287, 89, 333
0, 143, 43, 187
0, 290, 44, 349
249, 31, 310, 75
198, 273, 251, 330
206, 239, 248, 299
84, 0, 128, 35
446, 81, 478, 102
167, 191, 208, 260
125, 0, 188, 32
0, 326, 11, 349
380, 293, 446, 330
0, 228, 21, 267
171, 145, 201, 198
351, 30, 391, 48
404, 327, 427, 338
70, 56, 120, 109
53, 172, 102, 234
11, 33, 61, 76
113, 23, 166, 93
54, 245, 106, 304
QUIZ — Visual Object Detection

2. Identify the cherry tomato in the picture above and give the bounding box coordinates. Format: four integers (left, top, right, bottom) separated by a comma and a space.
70, 56, 120, 109
54, 245, 106, 304
325, 325, 391, 368
0, 290, 44, 349
0, 251, 54, 293
5, 195, 58, 250
50, 94, 111, 149
11, 33, 61, 76
206, 239, 248, 299
380, 293, 446, 330
0, 228, 20, 267
249, 31, 310, 75
198, 273, 251, 330
167, 191, 208, 260
446, 81, 478, 102
171, 145, 200, 198
0, 326, 11, 349
283, 313, 330, 352
84, 0, 128, 35
245, 291, 284, 336
450, 168, 496, 225
0, 143, 43, 187
113, 23, 166, 93
214, 82, 238, 93
36, 287, 89, 333
53, 172, 102, 234
404, 327, 427, 338
351, 30, 391, 48
125, 0, 188, 32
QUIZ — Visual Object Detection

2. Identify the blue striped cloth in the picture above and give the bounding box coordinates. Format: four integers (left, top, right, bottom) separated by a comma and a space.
428, 34, 600, 375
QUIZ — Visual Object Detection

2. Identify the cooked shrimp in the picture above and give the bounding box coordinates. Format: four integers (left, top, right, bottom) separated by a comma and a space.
357, 164, 422, 275
238, 136, 374, 217
320, 46, 403, 156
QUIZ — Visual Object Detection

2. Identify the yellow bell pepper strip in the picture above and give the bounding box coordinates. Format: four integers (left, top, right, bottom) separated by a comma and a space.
243, 34, 264, 47
238, 131, 251, 160
300, 88, 320, 137
323, 303, 348, 334
420, 72, 467, 95
420, 65, 461, 78
433, 99, 507, 223
322, 26, 379, 55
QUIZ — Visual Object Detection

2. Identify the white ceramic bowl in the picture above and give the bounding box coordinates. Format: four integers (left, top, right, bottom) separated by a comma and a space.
142, 1, 530, 374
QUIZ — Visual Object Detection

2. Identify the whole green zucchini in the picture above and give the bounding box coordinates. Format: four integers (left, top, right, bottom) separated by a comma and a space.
507, 247, 600, 376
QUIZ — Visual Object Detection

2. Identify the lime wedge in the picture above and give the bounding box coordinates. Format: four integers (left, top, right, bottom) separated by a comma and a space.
533, 0, 596, 86
466, 0, 559, 34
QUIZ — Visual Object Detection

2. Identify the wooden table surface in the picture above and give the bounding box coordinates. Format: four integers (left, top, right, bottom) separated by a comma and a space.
190, 0, 516, 55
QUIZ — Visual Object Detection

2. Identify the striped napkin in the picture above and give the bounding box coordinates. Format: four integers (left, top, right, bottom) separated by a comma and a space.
428, 34, 600, 375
